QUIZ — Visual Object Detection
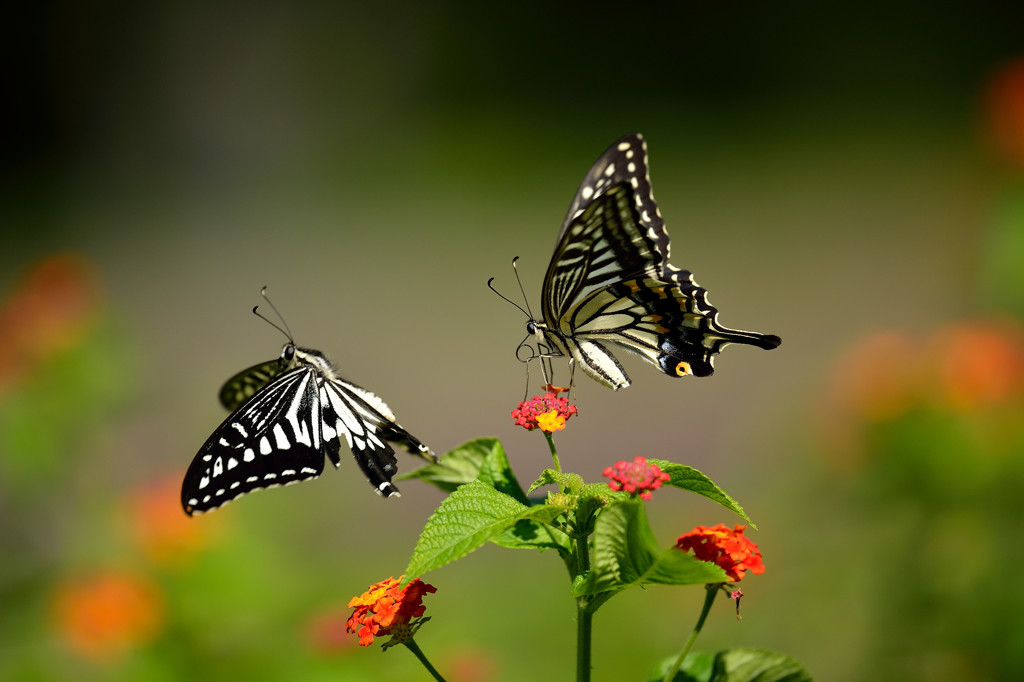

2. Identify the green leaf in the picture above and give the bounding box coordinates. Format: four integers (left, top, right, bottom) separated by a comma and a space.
405, 481, 570, 580
475, 439, 529, 504
652, 649, 812, 682
572, 500, 727, 597
399, 438, 527, 504
528, 469, 585, 495
650, 651, 715, 682
709, 649, 812, 682
649, 460, 755, 528
491, 518, 571, 556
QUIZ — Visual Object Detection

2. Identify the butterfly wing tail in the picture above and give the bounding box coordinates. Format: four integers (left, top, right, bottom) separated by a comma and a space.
648, 285, 780, 377
329, 436, 403, 498
575, 278, 779, 381
382, 424, 438, 463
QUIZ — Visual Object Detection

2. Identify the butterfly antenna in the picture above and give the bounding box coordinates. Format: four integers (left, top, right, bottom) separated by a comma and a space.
252, 286, 294, 342
510, 256, 537, 321
487, 272, 532, 320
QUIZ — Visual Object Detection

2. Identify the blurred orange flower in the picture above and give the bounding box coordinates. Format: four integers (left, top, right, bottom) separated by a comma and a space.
828, 330, 919, 422
51, 570, 164, 661
824, 320, 1024, 467
983, 56, 1024, 168
830, 321, 1024, 422
0, 253, 102, 398
123, 475, 217, 567
932, 320, 1024, 412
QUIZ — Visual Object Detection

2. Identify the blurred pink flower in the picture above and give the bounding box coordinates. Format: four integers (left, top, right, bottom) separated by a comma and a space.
306, 607, 356, 656
445, 647, 501, 681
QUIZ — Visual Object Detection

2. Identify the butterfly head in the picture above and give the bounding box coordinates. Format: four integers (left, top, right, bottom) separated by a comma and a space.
278, 342, 298, 369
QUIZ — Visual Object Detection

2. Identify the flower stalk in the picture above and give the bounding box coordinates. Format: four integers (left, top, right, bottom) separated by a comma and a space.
573, 523, 593, 682
661, 585, 718, 682
402, 638, 447, 682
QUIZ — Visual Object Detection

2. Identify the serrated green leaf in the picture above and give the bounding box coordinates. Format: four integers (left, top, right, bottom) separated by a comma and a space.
476, 439, 529, 504
399, 438, 527, 503
572, 500, 727, 597
405, 481, 570, 580
649, 460, 755, 528
528, 469, 585, 495
491, 518, 571, 555
709, 649, 813, 682
398, 439, 489, 491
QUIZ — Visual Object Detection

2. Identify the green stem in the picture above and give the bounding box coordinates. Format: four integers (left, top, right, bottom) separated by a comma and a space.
574, 529, 593, 682
402, 638, 447, 682
577, 598, 592, 682
543, 431, 562, 475
661, 585, 719, 682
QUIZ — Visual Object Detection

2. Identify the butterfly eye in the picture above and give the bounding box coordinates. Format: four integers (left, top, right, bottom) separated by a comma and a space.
526, 321, 538, 335
282, 345, 296, 362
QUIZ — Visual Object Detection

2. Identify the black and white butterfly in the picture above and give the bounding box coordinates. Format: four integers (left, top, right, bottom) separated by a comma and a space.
181, 293, 434, 515
519, 133, 780, 391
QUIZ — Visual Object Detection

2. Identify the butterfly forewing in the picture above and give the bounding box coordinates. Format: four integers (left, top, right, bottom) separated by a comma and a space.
543, 185, 663, 328
183, 368, 325, 515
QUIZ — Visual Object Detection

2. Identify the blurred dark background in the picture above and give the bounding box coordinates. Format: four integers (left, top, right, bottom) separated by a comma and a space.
3, 2, 1024, 680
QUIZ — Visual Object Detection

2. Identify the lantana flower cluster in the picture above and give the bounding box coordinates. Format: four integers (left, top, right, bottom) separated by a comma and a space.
675, 524, 765, 582
345, 576, 436, 647
603, 456, 671, 500
511, 393, 578, 432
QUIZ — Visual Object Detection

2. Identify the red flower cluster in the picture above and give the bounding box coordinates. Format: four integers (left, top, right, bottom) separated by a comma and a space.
675, 524, 765, 582
603, 456, 671, 500
345, 576, 436, 647
511, 393, 578, 432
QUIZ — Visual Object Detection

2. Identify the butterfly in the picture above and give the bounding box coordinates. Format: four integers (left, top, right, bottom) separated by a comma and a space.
521, 133, 780, 391
181, 292, 434, 515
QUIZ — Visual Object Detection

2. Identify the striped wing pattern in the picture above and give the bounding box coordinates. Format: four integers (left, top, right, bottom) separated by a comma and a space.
539, 133, 780, 390
182, 346, 433, 515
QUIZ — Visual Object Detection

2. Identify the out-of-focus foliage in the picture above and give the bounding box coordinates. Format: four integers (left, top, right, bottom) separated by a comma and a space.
3, 2, 1024, 681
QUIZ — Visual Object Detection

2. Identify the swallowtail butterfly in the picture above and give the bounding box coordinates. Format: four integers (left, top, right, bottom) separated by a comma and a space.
524, 133, 780, 390
181, 294, 434, 515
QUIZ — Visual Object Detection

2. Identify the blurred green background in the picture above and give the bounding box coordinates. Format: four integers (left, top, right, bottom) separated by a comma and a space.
4, 2, 1024, 680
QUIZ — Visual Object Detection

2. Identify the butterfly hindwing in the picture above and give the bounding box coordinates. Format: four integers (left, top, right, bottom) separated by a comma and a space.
319, 378, 400, 497
218, 359, 289, 411
536, 133, 781, 390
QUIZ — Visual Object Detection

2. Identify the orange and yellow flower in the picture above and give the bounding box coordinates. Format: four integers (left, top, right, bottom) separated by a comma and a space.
346, 576, 436, 647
